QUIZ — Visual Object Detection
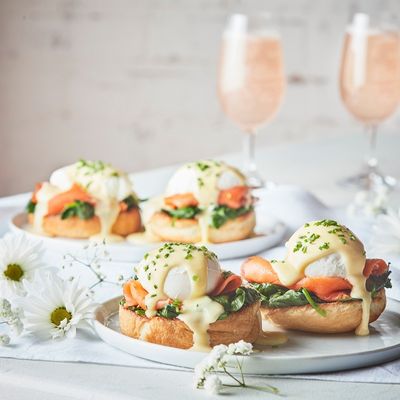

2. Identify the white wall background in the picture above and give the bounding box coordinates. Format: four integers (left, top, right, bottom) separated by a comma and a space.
1, 0, 399, 196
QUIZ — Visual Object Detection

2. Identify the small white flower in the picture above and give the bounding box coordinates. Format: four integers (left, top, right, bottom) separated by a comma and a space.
0, 298, 12, 314
22, 270, 96, 340
347, 187, 389, 218
9, 318, 24, 336
0, 233, 45, 297
369, 208, 400, 257
194, 361, 209, 387
210, 344, 227, 361
0, 334, 10, 346
0, 297, 24, 338
227, 340, 253, 356
204, 375, 222, 395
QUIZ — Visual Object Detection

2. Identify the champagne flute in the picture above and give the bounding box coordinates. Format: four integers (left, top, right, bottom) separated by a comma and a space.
218, 14, 285, 188
339, 13, 400, 189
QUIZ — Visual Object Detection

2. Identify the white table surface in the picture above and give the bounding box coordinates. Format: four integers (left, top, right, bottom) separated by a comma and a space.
1, 133, 400, 400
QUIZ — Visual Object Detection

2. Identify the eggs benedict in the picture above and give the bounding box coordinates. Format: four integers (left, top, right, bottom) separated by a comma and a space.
145, 160, 256, 244
119, 243, 261, 350
26, 160, 142, 242
241, 219, 391, 335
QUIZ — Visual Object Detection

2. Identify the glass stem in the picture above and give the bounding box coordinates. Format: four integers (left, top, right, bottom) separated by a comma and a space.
243, 129, 257, 176
366, 124, 378, 173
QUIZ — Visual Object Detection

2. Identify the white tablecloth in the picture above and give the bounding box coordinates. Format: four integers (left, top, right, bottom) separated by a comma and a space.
1, 135, 400, 399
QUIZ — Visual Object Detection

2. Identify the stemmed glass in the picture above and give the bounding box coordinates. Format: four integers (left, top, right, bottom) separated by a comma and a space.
339, 13, 400, 189
218, 14, 285, 188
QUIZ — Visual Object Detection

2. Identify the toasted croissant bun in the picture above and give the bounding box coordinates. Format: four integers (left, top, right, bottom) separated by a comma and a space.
28, 208, 141, 239
260, 289, 386, 334
147, 210, 256, 244
119, 301, 261, 349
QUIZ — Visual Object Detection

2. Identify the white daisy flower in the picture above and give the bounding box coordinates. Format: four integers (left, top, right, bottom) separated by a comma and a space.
22, 271, 96, 340
369, 208, 400, 257
0, 233, 45, 297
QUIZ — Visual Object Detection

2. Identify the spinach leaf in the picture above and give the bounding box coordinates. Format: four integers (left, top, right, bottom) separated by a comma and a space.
268, 289, 314, 308
301, 288, 327, 317
212, 294, 230, 309
230, 288, 246, 311
122, 194, 139, 211
366, 270, 392, 295
212, 286, 260, 320
61, 200, 95, 220
251, 283, 322, 308
132, 307, 146, 317
26, 200, 36, 214
156, 299, 182, 319
162, 206, 202, 219
210, 205, 253, 229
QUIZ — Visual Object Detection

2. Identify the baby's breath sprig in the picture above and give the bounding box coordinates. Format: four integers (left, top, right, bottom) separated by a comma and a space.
194, 341, 279, 396
62, 241, 123, 292
0, 298, 24, 346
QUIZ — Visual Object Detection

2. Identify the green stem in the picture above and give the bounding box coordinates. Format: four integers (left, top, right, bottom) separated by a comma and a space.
246, 384, 280, 394
236, 355, 245, 386
222, 366, 243, 386
222, 384, 243, 388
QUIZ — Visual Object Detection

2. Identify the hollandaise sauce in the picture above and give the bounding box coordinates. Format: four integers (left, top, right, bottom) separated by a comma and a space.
271, 220, 370, 336
136, 243, 224, 351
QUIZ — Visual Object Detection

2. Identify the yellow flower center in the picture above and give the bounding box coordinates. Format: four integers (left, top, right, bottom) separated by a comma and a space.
50, 307, 72, 327
3, 263, 24, 281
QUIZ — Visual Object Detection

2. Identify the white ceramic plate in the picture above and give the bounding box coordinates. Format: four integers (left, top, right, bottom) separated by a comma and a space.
94, 297, 400, 374
9, 212, 286, 262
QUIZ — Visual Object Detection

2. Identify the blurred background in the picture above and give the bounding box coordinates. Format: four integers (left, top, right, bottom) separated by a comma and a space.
1, 0, 399, 196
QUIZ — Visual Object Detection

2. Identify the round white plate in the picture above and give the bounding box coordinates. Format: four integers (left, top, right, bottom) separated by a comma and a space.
9, 212, 286, 262
94, 297, 400, 374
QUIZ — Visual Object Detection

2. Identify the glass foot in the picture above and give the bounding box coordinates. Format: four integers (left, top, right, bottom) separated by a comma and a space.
339, 168, 397, 190
245, 171, 265, 189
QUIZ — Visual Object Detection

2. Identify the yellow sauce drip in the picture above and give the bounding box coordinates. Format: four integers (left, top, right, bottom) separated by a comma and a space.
270, 220, 371, 336
178, 297, 225, 351
135, 243, 224, 350
32, 183, 61, 234
255, 331, 288, 347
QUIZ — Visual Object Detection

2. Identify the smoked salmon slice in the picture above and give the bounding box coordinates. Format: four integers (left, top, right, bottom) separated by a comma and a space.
123, 280, 172, 311
240, 256, 282, 285
363, 259, 388, 277
47, 184, 94, 216
210, 273, 242, 296
293, 277, 352, 301
164, 193, 199, 209
218, 186, 249, 209
123, 280, 148, 310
